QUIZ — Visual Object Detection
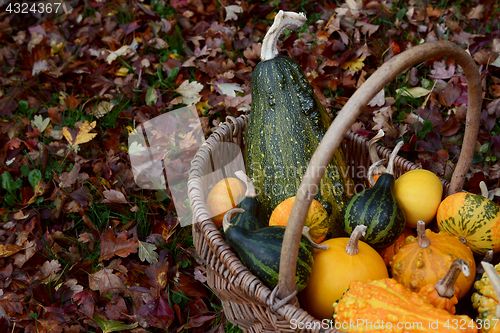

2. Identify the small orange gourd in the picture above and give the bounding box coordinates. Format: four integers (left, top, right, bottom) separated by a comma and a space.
205, 177, 246, 228
378, 226, 415, 267
418, 258, 470, 314
391, 221, 476, 300
333, 278, 478, 333
269, 196, 329, 243
299, 225, 388, 320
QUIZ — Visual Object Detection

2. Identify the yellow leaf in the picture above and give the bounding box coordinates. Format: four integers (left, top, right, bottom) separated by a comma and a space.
50, 41, 65, 56
170, 53, 183, 59
63, 120, 97, 148
196, 100, 211, 114
115, 67, 129, 77
396, 87, 431, 98
341, 57, 365, 72
266, 12, 277, 20
0, 244, 23, 258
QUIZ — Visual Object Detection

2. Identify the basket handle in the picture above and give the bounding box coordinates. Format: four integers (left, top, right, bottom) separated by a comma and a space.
278, 41, 482, 300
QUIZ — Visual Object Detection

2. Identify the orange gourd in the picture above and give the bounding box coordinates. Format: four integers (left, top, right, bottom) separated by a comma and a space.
333, 278, 478, 333
378, 227, 415, 267
418, 258, 470, 314
299, 225, 388, 320
391, 221, 476, 300
437, 181, 500, 256
269, 196, 329, 243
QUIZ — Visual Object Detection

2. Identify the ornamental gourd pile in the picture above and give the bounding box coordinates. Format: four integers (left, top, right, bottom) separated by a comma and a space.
202, 9, 500, 332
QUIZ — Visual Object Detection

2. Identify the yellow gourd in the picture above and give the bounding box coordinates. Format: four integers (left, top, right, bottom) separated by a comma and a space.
394, 169, 443, 228
299, 225, 388, 320
205, 177, 246, 228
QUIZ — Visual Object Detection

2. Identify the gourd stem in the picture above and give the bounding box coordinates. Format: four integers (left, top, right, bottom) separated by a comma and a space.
479, 181, 489, 199
368, 129, 386, 176
222, 208, 245, 233
260, 11, 307, 62
301, 226, 329, 250
477, 250, 494, 275
235, 170, 256, 198
481, 261, 500, 318
345, 225, 367, 255
367, 159, 386, 187
434, 258, 469, 298
385, 141, 404, 176
417, 220, 430, 248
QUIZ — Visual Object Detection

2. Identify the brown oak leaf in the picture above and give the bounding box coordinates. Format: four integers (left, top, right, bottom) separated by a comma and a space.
99, 228, 138, 261
89, 268, 126, 296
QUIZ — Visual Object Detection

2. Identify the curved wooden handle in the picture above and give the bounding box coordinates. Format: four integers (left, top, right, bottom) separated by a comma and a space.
278, 41, 482, 300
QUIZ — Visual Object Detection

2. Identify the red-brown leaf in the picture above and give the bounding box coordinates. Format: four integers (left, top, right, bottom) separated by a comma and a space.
136, 294, 174, 329
99, 228, 138, 261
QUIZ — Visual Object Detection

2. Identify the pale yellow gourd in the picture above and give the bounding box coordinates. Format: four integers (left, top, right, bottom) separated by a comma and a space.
394, 169, 443, 228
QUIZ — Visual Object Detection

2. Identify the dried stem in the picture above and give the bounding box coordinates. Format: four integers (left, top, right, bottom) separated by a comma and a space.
367, 159, 386, 187
434, 258, 469, 298
301, 226, 329, 250
385, 141, 404, 176
368, 129, 386, 175
479, 181, 489, 199
417, 220, 430, 248
222, 208, 245, 233
260, 11, 307, 61
345, 225, 367, 255
477, 250, 494, 275
235, 170, 256, 198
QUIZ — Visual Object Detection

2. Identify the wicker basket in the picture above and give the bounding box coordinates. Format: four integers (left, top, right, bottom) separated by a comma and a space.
187, 41, 482, 332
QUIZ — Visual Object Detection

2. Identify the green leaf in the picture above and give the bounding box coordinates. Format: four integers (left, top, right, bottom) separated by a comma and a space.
28, 169, 42, 189
21, 165, 30, 177
93, 315, 138, 333
167, 67, 179, 83
18, 100, 29, 113
421, 78, 433, 89
172, 291, 186, 305
138, 241, 159, 264
1, 171, 21, 193
479, 143, 490, 154
146, 86, 159, 106
396, 7, 406, 21
31, 115, 50, 133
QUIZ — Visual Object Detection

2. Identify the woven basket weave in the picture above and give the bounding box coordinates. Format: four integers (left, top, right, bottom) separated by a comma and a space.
187, 41, 482, 333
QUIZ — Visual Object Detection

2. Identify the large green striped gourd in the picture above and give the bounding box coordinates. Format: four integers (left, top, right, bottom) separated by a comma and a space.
342, 143, 406, 249
245, 11, 352, 235
223, 209, 314, 291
